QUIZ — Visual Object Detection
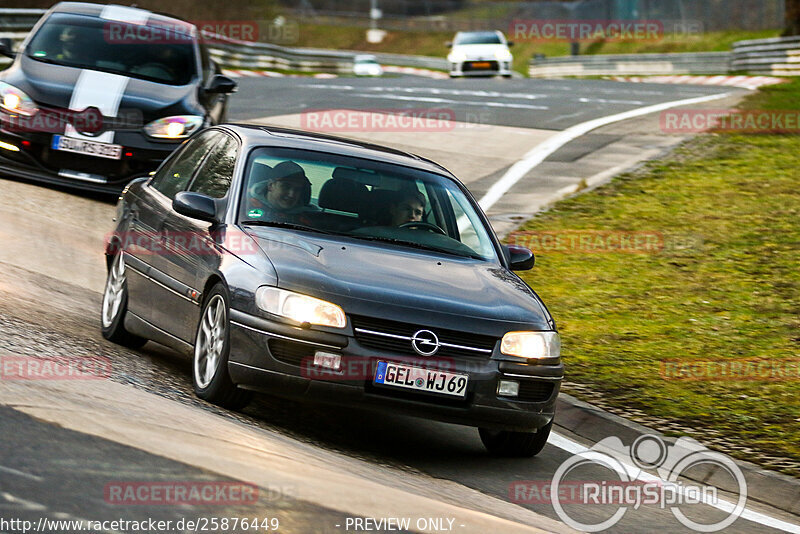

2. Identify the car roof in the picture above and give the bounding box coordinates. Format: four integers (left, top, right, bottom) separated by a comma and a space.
50, 2, 191, 27
219, 124, 456, 178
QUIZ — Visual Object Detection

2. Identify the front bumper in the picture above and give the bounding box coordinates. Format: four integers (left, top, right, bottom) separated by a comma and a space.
0, 124, 181, 193
449, 60, 513, 77
228, 310, 562, 432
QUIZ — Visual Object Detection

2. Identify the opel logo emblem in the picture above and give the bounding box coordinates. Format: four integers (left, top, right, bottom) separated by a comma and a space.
411, 329, 439, 356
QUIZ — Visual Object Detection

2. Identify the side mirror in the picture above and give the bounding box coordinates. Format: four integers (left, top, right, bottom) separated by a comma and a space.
173, 191, 218, 223
205, 74, 237, 94
445, 41, 453, 48
507, 41, 514, 47
503, 244, 535, 271
0, 38, 15, 59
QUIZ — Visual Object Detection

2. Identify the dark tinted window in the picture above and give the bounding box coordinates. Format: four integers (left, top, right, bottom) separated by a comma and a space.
189, 134, 237, 198
26, 13, 197, 85
151, 132, 216, 198
454, 32, 503, 45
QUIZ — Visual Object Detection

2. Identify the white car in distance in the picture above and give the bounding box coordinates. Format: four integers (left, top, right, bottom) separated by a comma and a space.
353, 54, 384, 76
447, 30, 513, 78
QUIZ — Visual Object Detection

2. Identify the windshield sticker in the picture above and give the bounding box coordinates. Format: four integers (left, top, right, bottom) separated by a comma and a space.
248, 208, 264, 218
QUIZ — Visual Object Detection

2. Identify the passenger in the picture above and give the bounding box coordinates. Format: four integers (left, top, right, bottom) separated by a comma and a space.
388, 190, 426, 226
250, 161, 311, 222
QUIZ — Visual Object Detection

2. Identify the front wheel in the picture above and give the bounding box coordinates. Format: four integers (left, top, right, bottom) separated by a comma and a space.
101, 252, 147, 348
193, 283, 252, 410
479, 420, 553, 457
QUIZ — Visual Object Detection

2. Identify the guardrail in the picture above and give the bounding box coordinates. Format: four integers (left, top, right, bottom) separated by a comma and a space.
731, 36, 800, 76
529, 52, 732, 78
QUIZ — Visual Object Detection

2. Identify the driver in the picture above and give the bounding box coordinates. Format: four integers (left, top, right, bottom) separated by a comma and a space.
389, 190, 425, 226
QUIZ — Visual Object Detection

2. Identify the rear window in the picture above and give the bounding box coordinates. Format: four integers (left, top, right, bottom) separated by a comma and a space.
26, 13, 198, 85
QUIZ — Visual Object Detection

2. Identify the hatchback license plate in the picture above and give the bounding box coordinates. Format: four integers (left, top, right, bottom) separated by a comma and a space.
374, 361, 468, 398
52, 135, 122, 160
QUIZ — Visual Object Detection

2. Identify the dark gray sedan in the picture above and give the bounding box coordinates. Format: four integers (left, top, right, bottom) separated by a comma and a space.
102, 124, 563, 456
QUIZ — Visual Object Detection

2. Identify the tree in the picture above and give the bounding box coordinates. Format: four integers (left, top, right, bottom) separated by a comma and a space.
786, 0, 800, 35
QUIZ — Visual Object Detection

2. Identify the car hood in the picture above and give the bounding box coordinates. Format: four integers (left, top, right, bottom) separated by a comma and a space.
248, 228, 552, 330
451, 44, 509, 60
5, 54, 201, 120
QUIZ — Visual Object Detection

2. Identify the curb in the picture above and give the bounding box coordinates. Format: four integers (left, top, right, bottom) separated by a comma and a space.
554, 393, 800, 516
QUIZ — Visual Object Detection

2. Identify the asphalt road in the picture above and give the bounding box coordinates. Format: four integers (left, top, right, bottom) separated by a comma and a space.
227, 76, 733, 130
1, 76, 797, 534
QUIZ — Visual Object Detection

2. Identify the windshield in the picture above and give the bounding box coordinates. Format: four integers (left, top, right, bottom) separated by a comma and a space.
239, 147, 499, 262
454, 32, 503, 45
26, 13, 198, 85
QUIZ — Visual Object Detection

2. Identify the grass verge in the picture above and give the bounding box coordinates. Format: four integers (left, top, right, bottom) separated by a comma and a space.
511, 80, 800, 474
290, 24, 781, 76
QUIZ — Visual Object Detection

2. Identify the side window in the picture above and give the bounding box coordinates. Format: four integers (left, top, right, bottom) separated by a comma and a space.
150, 132, 216, 199
188, 134, 238, 199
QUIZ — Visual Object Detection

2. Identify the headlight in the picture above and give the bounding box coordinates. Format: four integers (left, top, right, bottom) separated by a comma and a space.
501, 331, 560, 360
143, 115, 203, 139
448, 50, 467, 63
0, 81, 39, 117
495, 48, 513, 61
255, 287, 346, 329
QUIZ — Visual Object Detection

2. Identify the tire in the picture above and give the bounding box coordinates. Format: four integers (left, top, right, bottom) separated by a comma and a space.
101, 252, 147, 349
479, 420, 553, 457
192, 283, 252, 410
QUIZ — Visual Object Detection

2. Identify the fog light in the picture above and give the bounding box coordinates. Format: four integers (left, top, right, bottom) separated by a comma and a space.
0, 140, 19, 152
314, 351, 341, 371
498, 380, 519, 397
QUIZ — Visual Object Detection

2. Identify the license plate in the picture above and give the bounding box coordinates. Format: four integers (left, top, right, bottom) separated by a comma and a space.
470, 62, 492, 69
374, 361, 468, 398
52, 135, 122, 160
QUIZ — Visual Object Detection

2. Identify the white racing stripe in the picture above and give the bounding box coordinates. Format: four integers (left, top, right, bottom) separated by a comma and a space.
547, 432, 800, 533
353, 93, 549, 111
478, 92, 733, 210
66, 70, 130, 144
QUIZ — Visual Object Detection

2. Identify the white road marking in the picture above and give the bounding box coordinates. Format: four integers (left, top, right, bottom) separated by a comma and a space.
0, 465, 43, 482
0, 492, 46, 511
548, 433, 800, 533
478, 92, 733, 210
353, 93, 549, 110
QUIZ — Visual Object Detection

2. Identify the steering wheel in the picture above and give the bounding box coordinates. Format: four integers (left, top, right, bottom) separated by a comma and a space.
399, 221, 446, 235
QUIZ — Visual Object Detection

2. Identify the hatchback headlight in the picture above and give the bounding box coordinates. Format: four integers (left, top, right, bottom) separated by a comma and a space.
495, 48, 513, 61
143, 115, 203, 139
448, 50, 467, 63
0, 81, 39, 117
501, 331, 560, 360
256, 287, 346, 329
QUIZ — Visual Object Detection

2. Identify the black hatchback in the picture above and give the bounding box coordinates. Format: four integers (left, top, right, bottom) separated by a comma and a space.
0, 2, 236, 192
102, 124, 563, 456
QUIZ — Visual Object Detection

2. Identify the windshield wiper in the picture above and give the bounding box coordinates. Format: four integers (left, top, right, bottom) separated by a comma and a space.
348, 235, 484, 260
240, 220, 338, 235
